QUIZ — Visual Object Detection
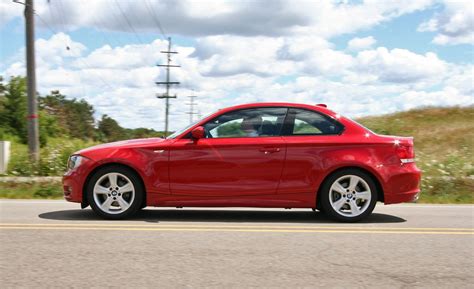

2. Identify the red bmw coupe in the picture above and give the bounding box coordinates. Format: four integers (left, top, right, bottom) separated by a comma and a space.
63, 103, 421, 222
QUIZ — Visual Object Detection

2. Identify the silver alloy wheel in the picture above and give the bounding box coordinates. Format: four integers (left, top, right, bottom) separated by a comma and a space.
329, 175, 372, 217
93, 172, 135, 215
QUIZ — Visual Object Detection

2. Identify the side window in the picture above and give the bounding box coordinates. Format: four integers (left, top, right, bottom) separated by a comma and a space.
203, 107, 287, 138
284, 108, 343, 136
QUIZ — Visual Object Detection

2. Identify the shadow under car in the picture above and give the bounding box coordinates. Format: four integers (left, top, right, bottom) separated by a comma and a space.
38, 208, 406, 224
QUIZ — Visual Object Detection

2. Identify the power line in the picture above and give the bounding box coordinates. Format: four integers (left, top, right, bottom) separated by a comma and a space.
54, 0, 68, 33
107, 0, 132, 44
79, 0, 120, 48
34, 10, 58, 34
144, 0, 167, 41
32, 7, 116, 91
46, 0, 61, 32
113, 0, 144, 44
156, 37, 180, 136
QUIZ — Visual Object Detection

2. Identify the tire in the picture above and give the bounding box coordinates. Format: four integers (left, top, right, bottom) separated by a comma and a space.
86, 165, 144, 220
319, 169, 377, 222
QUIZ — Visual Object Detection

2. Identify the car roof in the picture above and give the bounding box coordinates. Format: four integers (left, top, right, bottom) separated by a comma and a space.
218, 102, 336, 116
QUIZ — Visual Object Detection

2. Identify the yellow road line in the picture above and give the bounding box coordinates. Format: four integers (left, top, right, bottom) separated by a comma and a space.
0, 225, 473, 235
0, 223, 473, 231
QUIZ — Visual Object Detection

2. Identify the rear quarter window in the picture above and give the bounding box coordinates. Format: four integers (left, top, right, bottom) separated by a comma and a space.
283, 108, 344, 136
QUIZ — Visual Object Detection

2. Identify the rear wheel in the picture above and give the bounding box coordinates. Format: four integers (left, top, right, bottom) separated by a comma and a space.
86, 166, 144, 219
320, 169, 377, 222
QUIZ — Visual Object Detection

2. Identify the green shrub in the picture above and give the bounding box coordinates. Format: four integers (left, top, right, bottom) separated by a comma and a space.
7, 138, 98, 176
0, 182, 62, 199
34, 185, 63, 198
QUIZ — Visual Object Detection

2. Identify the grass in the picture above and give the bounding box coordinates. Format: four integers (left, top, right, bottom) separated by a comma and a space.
357, 106, 474, 204
1, 137, 97, 199
5, 137, 98, 176
0, 106, 473, 203
0, 182, 63, 199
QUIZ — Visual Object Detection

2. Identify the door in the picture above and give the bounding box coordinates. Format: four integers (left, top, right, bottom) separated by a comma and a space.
279, 108, 345, 194
169, 107, 288, 196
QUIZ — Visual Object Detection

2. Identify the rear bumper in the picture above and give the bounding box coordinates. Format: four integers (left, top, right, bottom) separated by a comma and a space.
385, 188, 420, 204
383, 163, 421, 205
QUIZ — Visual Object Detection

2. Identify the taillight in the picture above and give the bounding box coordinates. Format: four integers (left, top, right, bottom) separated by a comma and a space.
396, 144, 415, 164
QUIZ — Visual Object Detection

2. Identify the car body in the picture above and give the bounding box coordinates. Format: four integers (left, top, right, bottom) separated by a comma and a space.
63, 102, 421, 221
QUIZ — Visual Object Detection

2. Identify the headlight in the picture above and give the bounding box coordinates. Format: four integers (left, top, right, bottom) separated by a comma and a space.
67, 155, 85, 170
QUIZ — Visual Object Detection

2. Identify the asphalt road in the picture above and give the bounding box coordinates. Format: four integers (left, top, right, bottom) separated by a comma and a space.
0, 200, 473, 288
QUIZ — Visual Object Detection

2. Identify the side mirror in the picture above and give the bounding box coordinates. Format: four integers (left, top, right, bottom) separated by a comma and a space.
191, 126, 205, 140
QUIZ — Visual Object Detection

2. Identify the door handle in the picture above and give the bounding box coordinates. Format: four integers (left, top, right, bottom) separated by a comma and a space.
259, 147, 281, 154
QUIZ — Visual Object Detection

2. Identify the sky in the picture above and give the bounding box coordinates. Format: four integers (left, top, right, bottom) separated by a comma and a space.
0, 0, 473, 131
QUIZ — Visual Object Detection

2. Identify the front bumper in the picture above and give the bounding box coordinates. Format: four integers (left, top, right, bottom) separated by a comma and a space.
62, 158, 94, 203
62, 170, 84, 203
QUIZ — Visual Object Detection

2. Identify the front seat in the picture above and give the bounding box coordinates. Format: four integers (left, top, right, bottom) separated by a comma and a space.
261, 120, 276, 136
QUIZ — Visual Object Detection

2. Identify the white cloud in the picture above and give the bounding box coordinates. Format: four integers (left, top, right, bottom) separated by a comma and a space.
1, 0, 472, 133
4, 32, 471, 131
354, 47, 446, 84
418, 0, 474, 45
276, 36, 333, 60
0, 0, 23, 26
347, 36, 377, 51
192, 36, 290, 77
398, 87, 473, 110
29, 0, 311, 37
2, 0, 436, 39
293, 0, 435, 38
3, 61, 24, 78
73, 40, 167, 69
302, 49, 354, 76
444, 64, 474, 96
36, 33, 87, 67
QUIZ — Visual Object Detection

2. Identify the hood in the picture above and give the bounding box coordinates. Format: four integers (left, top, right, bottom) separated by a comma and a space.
77, 137, 168, 155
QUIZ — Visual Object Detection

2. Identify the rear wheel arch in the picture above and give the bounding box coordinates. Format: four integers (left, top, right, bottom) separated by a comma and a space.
82, 162, 147, 209
316, 166, 384, 209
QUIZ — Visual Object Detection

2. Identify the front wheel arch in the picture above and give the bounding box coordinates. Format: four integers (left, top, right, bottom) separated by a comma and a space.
316, 166, 384, 209
82, 162, 147, 209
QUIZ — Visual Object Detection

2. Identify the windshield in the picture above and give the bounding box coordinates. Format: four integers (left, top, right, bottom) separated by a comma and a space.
166, 111, 216, 139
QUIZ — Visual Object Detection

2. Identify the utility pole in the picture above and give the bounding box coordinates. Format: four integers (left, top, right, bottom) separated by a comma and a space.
156, 37, 180, 136
186, 93, 198, 124
25, 0, 40, 162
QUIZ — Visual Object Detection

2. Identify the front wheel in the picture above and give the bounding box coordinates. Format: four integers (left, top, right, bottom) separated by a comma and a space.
320, 169, 377, 222
86, 166, 144, 219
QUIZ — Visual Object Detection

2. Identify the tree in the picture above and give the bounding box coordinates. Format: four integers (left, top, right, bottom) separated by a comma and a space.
40, 90, 96, 140
126, 127, 164, 139
98, 114, 126, 142
1, 75, 162, 144
0, 76, 6, 139
0, 76, 62, 146
0, 76, 28, 143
